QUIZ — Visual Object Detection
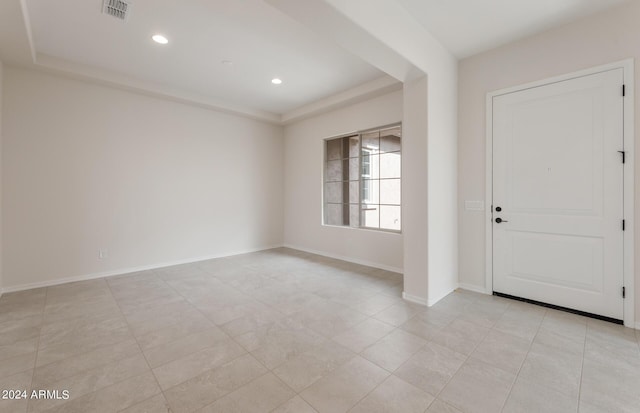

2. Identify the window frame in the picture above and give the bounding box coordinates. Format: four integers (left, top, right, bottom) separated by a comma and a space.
322, 123, 402, 234
361, 148, 372, 203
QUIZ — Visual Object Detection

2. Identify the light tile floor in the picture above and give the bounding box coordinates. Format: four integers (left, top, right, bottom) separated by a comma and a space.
0, 248, 639, 413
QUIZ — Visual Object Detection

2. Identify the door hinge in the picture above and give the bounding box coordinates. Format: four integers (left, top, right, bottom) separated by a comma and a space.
623, 84, 626, 97
618, 150, 626, 163
622, 286, 626, 299
622, 219, 626, 231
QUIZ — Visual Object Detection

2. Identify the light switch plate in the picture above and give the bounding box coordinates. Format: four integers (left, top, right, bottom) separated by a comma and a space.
465, 200, 485, 211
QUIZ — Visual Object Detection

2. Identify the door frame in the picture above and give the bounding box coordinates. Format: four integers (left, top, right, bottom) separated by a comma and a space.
484, 59, 635, 328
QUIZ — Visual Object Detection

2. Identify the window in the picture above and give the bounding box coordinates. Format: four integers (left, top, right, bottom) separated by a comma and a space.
323, 124, 401, 231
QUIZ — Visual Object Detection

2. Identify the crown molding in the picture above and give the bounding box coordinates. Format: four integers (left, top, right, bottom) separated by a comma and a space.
31, 54, 401, 126
281, 75, 402, 125
33, 53, 283, 124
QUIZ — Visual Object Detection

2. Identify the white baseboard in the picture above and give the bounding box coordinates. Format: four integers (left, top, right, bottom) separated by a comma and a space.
1, 244, 284, 294
457, 283, 491, 295
402, 292, 428, 306
283, 244, 403, 274
427, 287, 457, 307
403, 290, 455, 307
403, 285, 480, 308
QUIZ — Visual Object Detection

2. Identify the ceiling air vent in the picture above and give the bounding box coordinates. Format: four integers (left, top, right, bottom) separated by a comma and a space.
103, 0, 131, 21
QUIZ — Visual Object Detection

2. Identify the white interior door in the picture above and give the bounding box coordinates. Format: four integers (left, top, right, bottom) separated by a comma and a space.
492, 68, 624, 320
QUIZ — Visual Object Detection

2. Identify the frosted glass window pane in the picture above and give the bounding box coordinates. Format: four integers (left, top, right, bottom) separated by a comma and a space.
362, 206, 379, 229
380, 179, 401, 205
327, 139, 342, 160
324, 182, 343, 204
342, 159, 350, 179
372, 154, 380, 179
349, 136, 360, 158
349, 158, 360, 181
380, 153, 401, 179
325, 160, 342, 182
380, 127, 401, 153
361, 154, 379, 179
362, 132, 380, 153
349, 181, 359, 204
380, 205, 401, 230
326, 204, 344, 226
349, 205, 360, 227
362, 179, 379, 204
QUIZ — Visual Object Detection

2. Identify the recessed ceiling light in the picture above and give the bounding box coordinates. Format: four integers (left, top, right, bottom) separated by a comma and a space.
271, 78, 283, 85
221, 60, 234, 66
152, 34, 169, 44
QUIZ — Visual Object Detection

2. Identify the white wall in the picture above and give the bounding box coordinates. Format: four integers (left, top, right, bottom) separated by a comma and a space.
283, 90, 403, 272
458, 1, 640, 321
2, 67, 284, 290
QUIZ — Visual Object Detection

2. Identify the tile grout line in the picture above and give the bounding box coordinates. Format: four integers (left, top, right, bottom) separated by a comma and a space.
202, 261, 403, 412
157, 265, 294, 409
262, 311, 379, 407
134, 271, 235, 358
575, 322, 589, 413
348, 321, 440, 413
9, 272, 292, 413
265, 373, 308, 413
497, 308, 546, 413
428, 310, 490, 405
25, 287, 48, 413
162, 263, 285, 362
22, 296, 142, 412
195, 259, 354, 410
273, 313, 391, 409
423, 299, 540, 411
29, 287, 135, 368
108, 270, 261, 409
104, 272, 171, 412
332, 323, 403, 413
369, 295, 494, 411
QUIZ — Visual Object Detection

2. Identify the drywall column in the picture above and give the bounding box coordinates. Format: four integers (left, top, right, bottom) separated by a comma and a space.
402, 76, 429, 303
266, 0, 459, 306
402, 71, 458, 306
425, 61, 459, 306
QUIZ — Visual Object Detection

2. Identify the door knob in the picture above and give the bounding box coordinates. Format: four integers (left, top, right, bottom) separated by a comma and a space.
495, 217, 508, 223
